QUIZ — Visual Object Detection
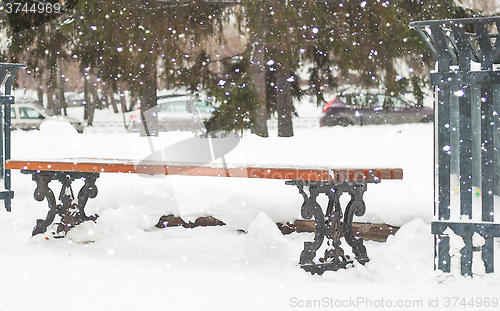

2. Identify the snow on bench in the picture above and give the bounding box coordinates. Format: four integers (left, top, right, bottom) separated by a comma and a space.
6, 157, 403, 275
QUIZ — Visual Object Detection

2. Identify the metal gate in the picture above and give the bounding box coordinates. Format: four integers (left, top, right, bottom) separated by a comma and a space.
411, 17, 500, 276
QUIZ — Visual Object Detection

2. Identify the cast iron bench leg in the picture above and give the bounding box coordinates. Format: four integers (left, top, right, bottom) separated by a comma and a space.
288, 181, 371, 275
28, 171, 99, 237
32, 172, 58, 236
343, 184, 369, 264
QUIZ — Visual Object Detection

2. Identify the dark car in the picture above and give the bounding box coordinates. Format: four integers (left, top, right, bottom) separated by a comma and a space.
320, 93, 433, 126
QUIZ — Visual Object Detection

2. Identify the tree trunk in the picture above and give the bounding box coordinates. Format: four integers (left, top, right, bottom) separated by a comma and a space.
106, 86, 119, 113
90, 76, 101, 110
83, 74, 90, 120
249, 26, 268, 137
118, 85, 128, 113
140, 56, 158, 136
47, 73, 57, 115
86, 74, 98, 126
57, 59, 67, 116
118, 86, 130, 130
37, 82, 44, 106
276, 62, 294, 137
129, 88, 138, 112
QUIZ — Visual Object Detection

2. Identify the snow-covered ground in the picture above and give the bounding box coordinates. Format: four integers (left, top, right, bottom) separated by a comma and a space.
1, 105, 500, 311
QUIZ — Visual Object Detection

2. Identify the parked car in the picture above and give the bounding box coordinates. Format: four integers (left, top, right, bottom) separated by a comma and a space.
65, 92, 85, 107
127, 94, 215, 132
11, 103, 84, 133
320, 93, 433, 126
15, 94, 40, 104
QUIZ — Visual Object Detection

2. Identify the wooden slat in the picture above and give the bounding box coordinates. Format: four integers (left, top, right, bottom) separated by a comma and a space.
5, 158, 403, 181
276, 220, 399, 242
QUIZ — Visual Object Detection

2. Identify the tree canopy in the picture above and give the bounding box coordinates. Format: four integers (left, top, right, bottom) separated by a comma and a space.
0, 0, 477, 136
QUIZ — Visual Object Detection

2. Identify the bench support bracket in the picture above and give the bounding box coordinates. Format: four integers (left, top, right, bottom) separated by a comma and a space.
24, 170, 99, 237
287, 180, 373, 275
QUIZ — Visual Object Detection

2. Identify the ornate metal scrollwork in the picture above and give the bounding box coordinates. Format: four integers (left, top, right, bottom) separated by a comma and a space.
297, 184, 325, 266
343, 184, 369, 264
321, 188, 351, 266
30, 171, 99, 237
288, 180, 371, 275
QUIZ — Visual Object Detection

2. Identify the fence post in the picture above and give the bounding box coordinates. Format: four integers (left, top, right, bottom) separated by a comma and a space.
0, 63, 26, 212
410, 17, 500, 276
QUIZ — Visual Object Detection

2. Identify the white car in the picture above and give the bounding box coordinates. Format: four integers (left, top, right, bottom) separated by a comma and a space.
127, 94, 215, 132
65, 92, 85, 107
11, 103, 84, 133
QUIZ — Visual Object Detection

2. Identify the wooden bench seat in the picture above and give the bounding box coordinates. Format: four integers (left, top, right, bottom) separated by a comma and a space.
6, 158, 403, 181
6, 157, 403, 275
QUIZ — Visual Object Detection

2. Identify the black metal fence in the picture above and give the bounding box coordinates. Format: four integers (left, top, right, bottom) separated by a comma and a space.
410, 17, 500, 276
0, 63, 25, 212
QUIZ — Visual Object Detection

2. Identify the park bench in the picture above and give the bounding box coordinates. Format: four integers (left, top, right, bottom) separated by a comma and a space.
5, 157, 402, 274
0, 63, 404, 274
